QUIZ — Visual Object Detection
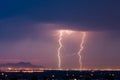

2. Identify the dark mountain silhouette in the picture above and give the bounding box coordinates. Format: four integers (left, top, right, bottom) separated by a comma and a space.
0, 62, 43, 68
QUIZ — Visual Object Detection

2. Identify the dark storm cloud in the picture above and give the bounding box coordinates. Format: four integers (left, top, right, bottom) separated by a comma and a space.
0, 0, 120, 31
0, 17, 37, 42
0, 0, 120, 42
0, 18, 59, 42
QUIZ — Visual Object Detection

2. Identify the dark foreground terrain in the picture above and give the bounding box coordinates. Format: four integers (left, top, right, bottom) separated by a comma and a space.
0, 70, 120, 80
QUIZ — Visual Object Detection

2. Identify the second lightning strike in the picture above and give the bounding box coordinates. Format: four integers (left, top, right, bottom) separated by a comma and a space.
58, 31, 63, 69
77, 32, 86, 70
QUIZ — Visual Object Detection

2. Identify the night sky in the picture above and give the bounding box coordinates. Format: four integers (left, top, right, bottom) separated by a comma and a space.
0, 0, 120, 69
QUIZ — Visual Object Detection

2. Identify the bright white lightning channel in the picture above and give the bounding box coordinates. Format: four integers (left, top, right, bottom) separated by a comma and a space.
57, 30, 73, 69
77, 32, 86, 70
58, 31, 63, 69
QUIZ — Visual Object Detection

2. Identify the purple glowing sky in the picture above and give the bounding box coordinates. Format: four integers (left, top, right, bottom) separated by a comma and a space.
0, 0, 120, 69
0, 22, 120, 69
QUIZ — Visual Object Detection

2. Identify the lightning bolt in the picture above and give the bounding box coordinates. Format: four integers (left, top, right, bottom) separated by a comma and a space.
58, 31, 63, 69
77, 32, 86, 70
57, 30, 73, 69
